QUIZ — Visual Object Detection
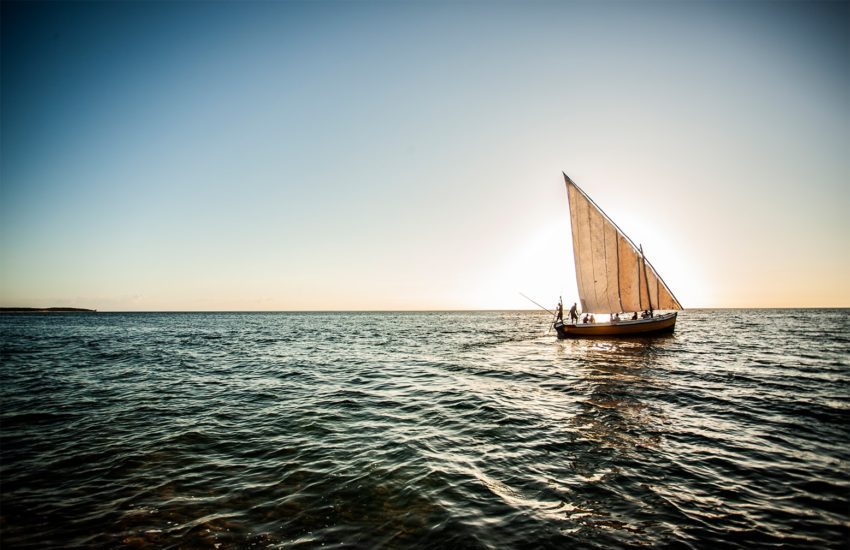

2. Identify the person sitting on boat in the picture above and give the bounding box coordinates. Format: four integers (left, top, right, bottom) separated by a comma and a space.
612, 313, 620, 322
569, 303, 578, 324
582, 314, 589, 324
589, 314, 596, 323
631, 312, 638, 320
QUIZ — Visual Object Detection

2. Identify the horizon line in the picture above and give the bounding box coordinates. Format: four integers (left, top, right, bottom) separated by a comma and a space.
2, 307, 849, 313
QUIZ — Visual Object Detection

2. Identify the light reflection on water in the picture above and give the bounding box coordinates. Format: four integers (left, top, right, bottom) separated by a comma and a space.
1, 309, 848, 548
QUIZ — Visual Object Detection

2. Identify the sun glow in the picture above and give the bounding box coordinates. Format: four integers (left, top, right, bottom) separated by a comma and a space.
461, 219, 577, 310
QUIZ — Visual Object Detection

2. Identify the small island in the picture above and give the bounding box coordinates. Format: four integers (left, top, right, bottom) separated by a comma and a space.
0, 307, 97, 313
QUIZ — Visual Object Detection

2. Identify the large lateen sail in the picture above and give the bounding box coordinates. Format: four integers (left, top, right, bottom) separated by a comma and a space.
565, 172, 682, 314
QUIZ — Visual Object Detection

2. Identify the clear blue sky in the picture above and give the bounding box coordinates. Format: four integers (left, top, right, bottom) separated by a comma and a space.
2, 0, 848, 310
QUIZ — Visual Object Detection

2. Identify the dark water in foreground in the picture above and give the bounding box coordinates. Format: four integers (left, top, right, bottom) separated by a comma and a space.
1, 310, 848, 549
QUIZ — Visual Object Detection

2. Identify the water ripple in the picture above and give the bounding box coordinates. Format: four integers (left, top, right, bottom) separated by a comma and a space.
1, 309, 848, 548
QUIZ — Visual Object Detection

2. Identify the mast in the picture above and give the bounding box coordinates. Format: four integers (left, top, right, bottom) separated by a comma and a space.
640, 244, 653, 312
643, 255, 683, 311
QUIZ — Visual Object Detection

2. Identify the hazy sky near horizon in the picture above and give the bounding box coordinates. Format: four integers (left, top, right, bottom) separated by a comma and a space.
2, 0, 848, 311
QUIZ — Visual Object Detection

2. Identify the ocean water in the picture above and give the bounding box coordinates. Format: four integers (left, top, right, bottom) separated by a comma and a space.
1, 309, 848, 549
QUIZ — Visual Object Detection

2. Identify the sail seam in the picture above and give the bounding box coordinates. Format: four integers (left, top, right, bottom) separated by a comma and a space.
615, 235, 624, 312
569, 184, 591, 312
602, 223, 609, 312
567, 184, 584, 311
585, 192, 602, 311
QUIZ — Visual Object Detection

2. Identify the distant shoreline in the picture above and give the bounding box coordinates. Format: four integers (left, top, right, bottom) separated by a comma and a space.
0, 307, 97, 313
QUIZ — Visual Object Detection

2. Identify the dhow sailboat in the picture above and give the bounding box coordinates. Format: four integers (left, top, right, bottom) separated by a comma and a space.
554, 172, 682, 338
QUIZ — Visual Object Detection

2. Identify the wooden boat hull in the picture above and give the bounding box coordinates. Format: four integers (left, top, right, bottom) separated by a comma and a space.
554, 312, 677, 339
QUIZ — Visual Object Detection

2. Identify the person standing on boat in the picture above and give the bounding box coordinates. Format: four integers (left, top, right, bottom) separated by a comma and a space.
555, 299, 563, 323
569, 303, 578, 324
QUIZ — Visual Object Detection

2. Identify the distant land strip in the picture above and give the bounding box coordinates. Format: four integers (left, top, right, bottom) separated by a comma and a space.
0, 307, 97, 313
